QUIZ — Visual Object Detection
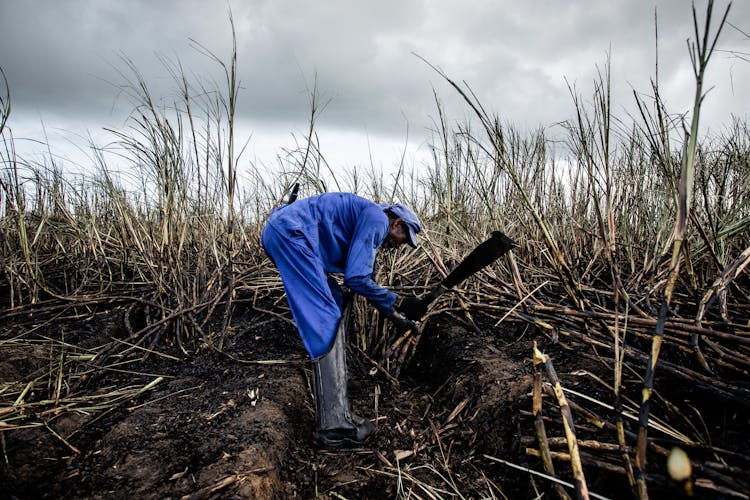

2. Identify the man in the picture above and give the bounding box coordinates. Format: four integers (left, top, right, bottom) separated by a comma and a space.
261, 192, 429, 448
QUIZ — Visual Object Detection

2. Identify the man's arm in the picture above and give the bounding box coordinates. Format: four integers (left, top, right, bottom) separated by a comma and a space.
343, 205, 398, 314
344, 274, 398, 314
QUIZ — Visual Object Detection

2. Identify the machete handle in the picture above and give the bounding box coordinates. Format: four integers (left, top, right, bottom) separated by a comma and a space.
421, 283, 451, 306
287, 182, 300, 204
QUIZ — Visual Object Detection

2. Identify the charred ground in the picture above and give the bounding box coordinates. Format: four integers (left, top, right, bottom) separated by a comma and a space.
1, 302, 535, 499
3, 295, 747, 499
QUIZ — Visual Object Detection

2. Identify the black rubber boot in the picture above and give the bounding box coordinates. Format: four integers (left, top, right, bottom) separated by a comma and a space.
311, 299, 375, 448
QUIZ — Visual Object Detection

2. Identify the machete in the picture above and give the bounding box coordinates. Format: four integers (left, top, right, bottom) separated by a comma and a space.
421, 230, 516, 305
386, 231, 516, 375
392, 230, 516, 329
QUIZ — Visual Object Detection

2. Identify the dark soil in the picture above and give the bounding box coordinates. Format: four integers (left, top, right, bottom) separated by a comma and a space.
1, 303, 746, 499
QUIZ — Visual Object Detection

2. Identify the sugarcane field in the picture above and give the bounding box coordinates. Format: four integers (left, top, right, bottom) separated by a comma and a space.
2, 2, 750, 499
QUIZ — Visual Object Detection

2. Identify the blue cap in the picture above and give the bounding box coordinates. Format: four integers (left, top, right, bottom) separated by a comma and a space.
382, 203, 422, 248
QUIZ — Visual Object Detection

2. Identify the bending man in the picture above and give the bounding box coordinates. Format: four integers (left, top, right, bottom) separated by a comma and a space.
261, 192, 429, 448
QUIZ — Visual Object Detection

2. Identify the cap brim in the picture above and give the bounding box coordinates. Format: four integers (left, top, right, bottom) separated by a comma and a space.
405, 226, 418, 248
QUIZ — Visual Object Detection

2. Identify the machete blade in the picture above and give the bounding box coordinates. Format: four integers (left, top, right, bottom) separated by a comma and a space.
441, 231, 516, 289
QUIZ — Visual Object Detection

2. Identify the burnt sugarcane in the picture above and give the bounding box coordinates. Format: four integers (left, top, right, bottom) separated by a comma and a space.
533, 345, 572, 500
535, 342, 590, 500
634, 4, 732, 498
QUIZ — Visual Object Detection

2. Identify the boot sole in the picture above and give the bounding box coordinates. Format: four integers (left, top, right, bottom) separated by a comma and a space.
315, 433, 373, 449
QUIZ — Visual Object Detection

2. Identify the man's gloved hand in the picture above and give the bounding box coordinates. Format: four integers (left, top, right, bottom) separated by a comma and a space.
390, 312, 421, 336
394, 295, 429, 321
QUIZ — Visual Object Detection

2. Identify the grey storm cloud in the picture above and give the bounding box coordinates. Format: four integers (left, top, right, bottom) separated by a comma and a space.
1, 0, 748, 164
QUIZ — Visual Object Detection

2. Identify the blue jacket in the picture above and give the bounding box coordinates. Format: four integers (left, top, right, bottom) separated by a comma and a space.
262, 193, 400, 358
266, 192, 398, 312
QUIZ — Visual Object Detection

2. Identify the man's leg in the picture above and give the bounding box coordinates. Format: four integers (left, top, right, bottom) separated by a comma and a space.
311, 294, 375, 448
262, 224, 374, 447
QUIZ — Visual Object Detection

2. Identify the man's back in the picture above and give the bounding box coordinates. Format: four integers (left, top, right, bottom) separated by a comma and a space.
267, 193, 389, 275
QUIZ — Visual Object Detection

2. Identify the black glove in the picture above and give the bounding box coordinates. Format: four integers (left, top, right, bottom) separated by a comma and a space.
390, 312, 421, 336
395, 295, 429, 321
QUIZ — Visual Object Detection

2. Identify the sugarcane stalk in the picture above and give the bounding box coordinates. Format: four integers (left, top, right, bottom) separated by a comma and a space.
535, 343, 590, 500
546, 318, 750, 405
614, 296, 636, 487
533, 343, 572, 500
218, 21, 239, 350
695, 244, 750, 326
526, 304, 750, 345
521, 436, 632, 453
635, 3, 731, 497
692, 245, 750, 375
525, 448, 630, 477
542, 384, 606, 431
703, 337, 750, 369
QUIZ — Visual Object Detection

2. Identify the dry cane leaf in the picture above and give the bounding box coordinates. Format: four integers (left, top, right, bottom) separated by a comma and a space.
446, 397, 470, 423
170, 466, 189, 481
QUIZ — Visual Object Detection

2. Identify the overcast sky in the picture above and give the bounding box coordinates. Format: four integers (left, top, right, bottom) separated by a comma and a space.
1, 0, 749, 175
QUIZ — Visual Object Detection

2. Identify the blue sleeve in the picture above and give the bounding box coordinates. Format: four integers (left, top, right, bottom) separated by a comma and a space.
345, 274, 398, 314
343, 206, 398, 314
